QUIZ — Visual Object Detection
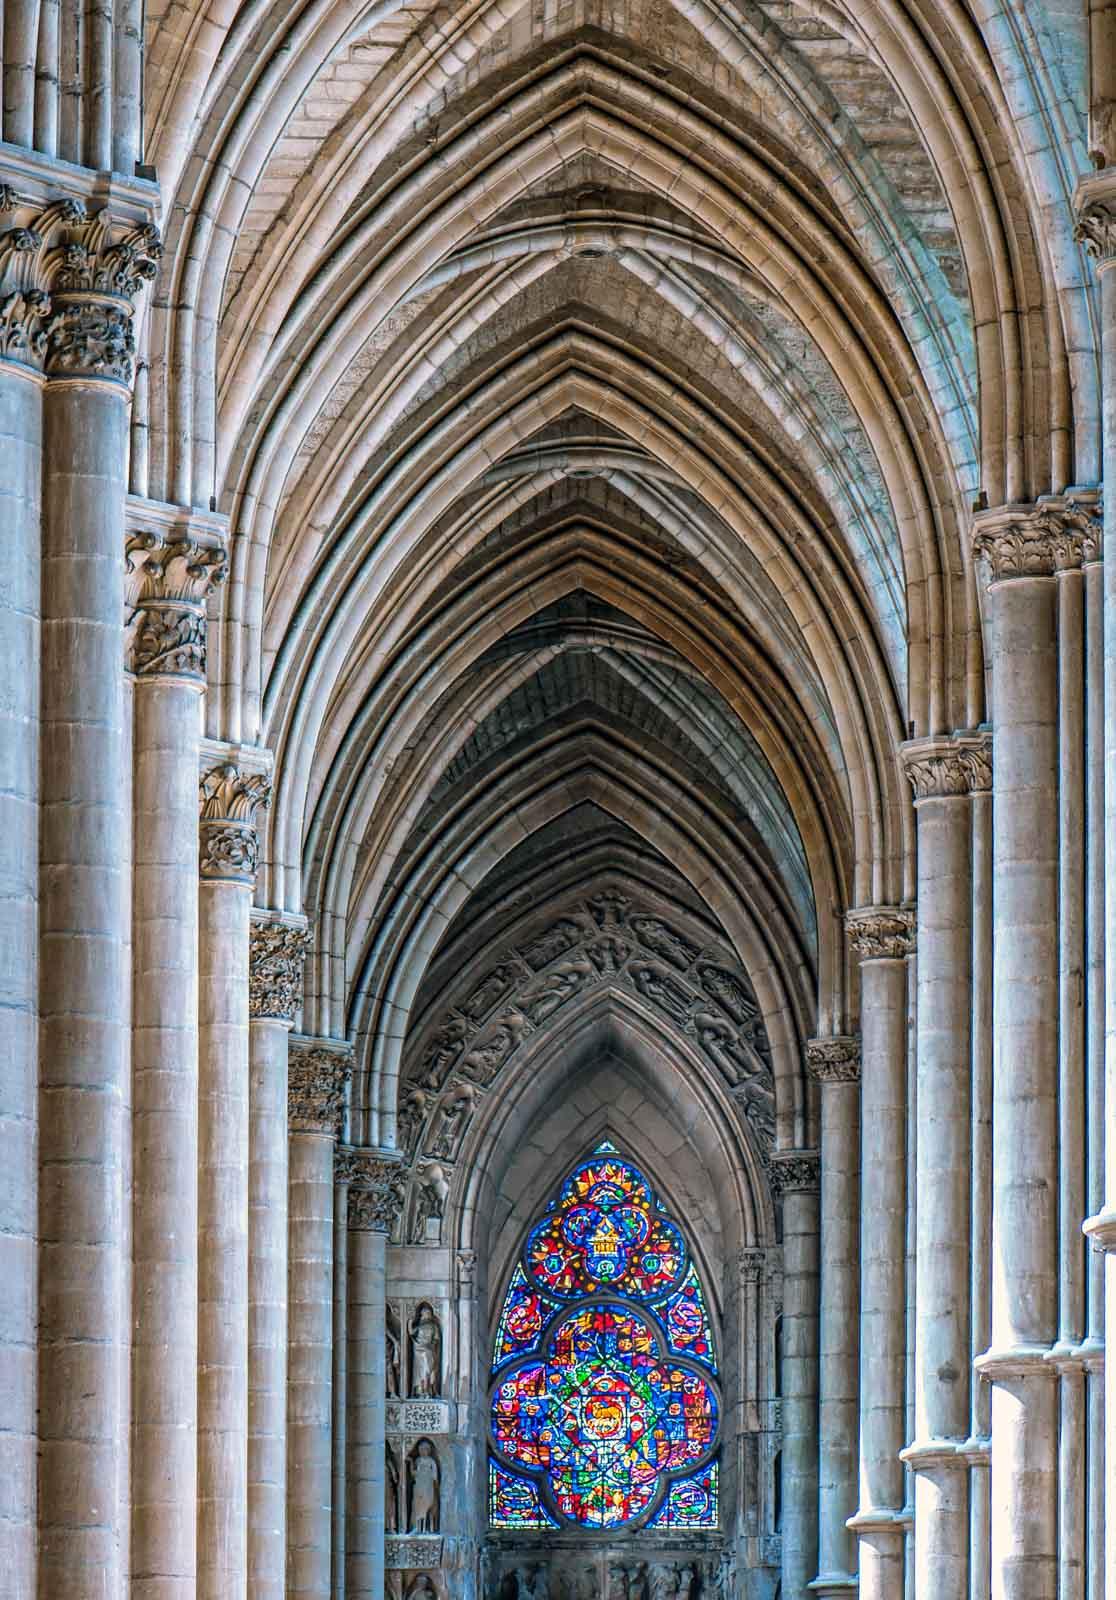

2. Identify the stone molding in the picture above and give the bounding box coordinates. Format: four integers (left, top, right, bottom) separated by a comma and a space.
972, 497, 1101, 583
337, 1145, 406, 1233
249, 913, 311, 1021
0, 193, 160, 380
125, 501, 229, 679
845, 905, 913, 962
900, 732, 993, 801
288, 1038, 352, 1137
769, 1149, 820, 1194
199, 762, 271, 883
805, 1035, 861, 1083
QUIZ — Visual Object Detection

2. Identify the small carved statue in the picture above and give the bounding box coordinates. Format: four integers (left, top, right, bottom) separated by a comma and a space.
675, 1566, 697, 1600
606, 1565, 629, 1600
576, 1567, 599, 1600
386, 1302, 402, 1397
409, 1303, 442, 1396
406, 1577, 439, 1600
628, 1562, 649, 1600
411, 1161, 451, 1241
531, 1563, 551, 1600
407, 1437, 440, 1532
649, 1568, 674, 1600
385, 1440, 400, 1533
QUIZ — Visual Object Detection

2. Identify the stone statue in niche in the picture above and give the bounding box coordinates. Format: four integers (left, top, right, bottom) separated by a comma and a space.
386, 1302, 402, 1397
530, 1563, 550, 1600
649, 1569, 674, 1600
411, 1162, 450, 1241
628, 1563, 649, 1600
405, 1576, 440, 1599
675, 1566, 697, 1600
407, 1437, 440, 1531
575, 1567, 599, 1600
385, 1440, 400, 1532
408, 1303, 442, 1396
607, 1566, 629, 1600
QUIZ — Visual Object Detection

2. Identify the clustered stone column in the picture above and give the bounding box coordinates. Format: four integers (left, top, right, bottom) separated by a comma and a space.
338, 1149, 405, 1600
35, 203, 160, 1600
898, 737, 987, 1597
805, 1036, 860, 1598
771, 1148, 820, 1600
197, 760, 269, 1600
287, 1029, 349, 1600
845, 906, 913, 1600
127, 513, 226, 1599
971, 503, 1084, 1600
1075, 183, 1116, 1600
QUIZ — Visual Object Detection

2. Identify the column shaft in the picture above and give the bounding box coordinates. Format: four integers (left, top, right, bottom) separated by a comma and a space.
198, 878, 251, 1600
806, 1040, 860, 1595
332, 1186, 349, 1600
38, 376, 130, 1598
776, 1167, 820, 1600
1084, 553, 1105, 1600
969, 776, 993, 1600
846, 913, 911, 1600
0, 361, 41, 1598
131, 675, 202, 1598
902, 753, 974, 1597
973, 519, 1062, 1600
288, 1131, 336, 1599
249, 1016, 291, 1600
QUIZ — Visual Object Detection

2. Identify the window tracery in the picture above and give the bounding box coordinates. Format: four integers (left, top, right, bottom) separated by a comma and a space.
489, 1142, 720, 1532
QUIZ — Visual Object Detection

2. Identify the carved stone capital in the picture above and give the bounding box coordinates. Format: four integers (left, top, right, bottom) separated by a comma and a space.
288, 1040, 352, 1137
337, 1146, 407, 1233
249, 915, 311, 1022
972, 500, 1101, 583
805, 1035, 861, 1084
956, 731, 993, 795
0, 197, 160, 378
199, 763, 271, 883
900, 739, 970, 800
125, 523, 228, 679
1075, 167, 1116, 269
769, 1149, 820, 1194
845, 906, 913, 962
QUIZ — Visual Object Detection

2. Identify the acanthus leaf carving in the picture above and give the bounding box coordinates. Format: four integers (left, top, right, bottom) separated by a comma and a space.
125, 530, 228, 679
337, 1146, 407, 1234
1075, 198, 1116, 264
769, 1149, 820, 1195
972, 501, 1101, 583
199, 763, 270, 884
249, 917, 311, 1022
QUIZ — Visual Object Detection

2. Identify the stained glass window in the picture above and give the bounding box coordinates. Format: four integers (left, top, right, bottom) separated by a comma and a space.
489, 1142, 720, 1531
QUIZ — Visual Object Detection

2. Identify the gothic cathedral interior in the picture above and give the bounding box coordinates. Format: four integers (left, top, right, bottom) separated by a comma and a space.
1, 1, 1115, 1598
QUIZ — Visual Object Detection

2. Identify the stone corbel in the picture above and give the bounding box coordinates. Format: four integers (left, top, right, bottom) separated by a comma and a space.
249, 911, 311, 1023
125, 497, 229, 680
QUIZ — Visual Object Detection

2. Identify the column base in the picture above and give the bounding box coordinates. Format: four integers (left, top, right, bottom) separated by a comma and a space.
808, 1575, 858, 1595
846, 1508, 911, 1534
900, 1438, 969, 1470
973, 1343, 1055, 1381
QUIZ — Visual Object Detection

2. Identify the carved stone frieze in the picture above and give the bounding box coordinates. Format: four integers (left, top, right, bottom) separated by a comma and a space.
805, 1035, 861, 1084
125, 529, 228, 678
769, 1150, 820, 1194
199, 763, 271, 883
400, 892, 777, 1229
288, 1043, 351, 1137
249, 916, 311, 1022
845, 906, 913, 962
386, 1536, 444, 1570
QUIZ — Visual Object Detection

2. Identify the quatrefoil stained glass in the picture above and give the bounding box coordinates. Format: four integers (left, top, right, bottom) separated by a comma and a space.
489, 1143, 719, 1530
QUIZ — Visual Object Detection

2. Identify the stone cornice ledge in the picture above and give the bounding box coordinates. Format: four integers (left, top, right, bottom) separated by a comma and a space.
900, 1437, 972, 1471
807, 1579, 859, 1596
1083, 1205, 1116, 1253
845, 1507, 912, 1535
973, 1343, 1057, 1382
1045, 1337, 1105, 1375
0, 144, 160, 225
200, 737, 273, 781
127, 494, 229, 546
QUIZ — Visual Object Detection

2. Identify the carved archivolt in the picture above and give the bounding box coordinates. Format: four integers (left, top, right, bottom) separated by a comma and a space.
397, 893, 775, 1238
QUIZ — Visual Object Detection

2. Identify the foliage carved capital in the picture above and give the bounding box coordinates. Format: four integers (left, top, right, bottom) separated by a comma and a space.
198, 763, 271, 883
972, 500, 1101, 583
845, 906, 913, 962
288, 1041, 351, 1136
769, 1150, 820, 1195
805, 1035, 861, 1084
125, 529, 228, 679
249, 916, 311, 1022
337, 1146, 407, 1233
